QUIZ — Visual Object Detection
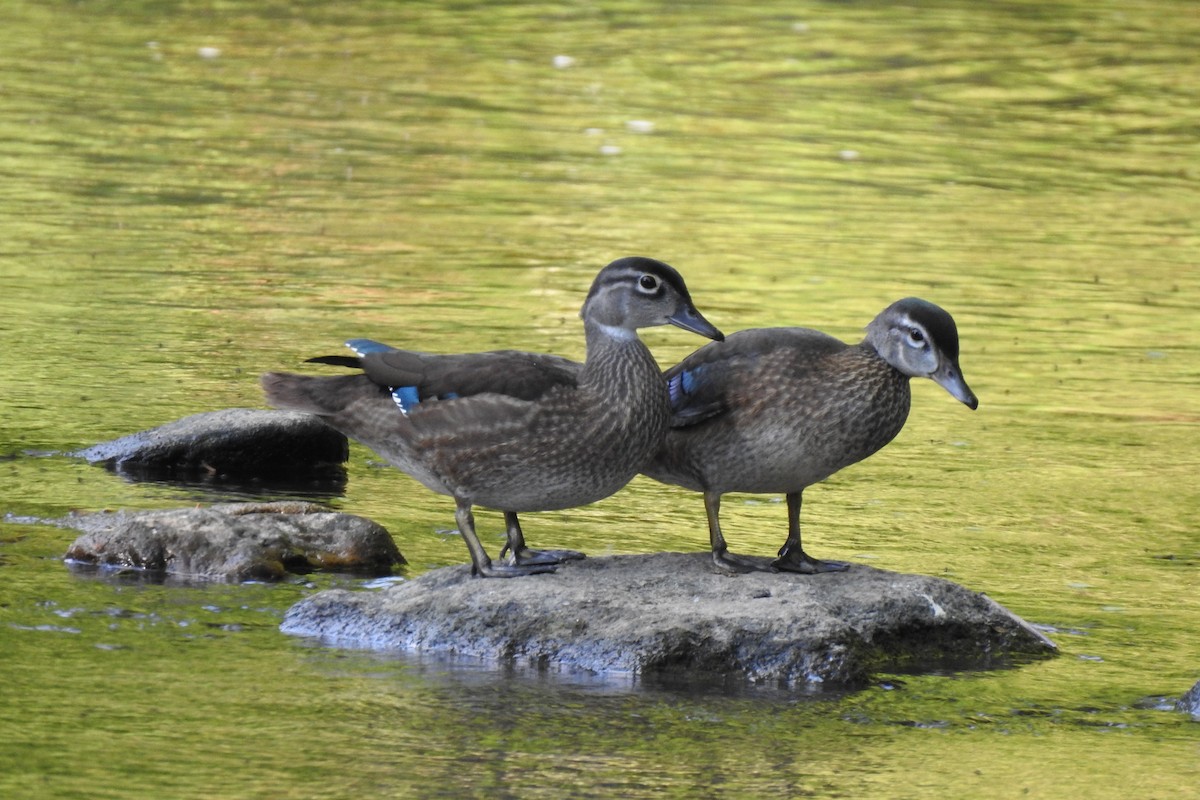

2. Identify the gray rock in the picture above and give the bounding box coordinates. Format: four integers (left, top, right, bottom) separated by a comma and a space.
73, 408, 348, 486
281, 552, 1056, 688
1178, 680, 1200, 719
63, 501, 404, 582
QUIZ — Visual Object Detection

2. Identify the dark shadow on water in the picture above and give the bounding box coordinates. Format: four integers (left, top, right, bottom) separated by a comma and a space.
13, 447, 350, 504
292, 632, 1043, 704
64, 558, 402, 588
64, 559, 273, 587
301, 639, 856, 704
100, 461, 349, 503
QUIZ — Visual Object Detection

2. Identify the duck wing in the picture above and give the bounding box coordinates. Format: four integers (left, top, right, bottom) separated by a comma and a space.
309, 339, 582, 415
664, 327, 845, 427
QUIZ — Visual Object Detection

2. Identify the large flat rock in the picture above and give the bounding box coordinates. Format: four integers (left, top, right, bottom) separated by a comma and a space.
281, 552, 1056, 688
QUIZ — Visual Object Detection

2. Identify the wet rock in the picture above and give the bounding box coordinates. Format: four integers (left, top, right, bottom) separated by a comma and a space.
280, 552, 1056, 688
1178, 680, 1200, 719
63, 501, 404, 582
73, 408, 348, 488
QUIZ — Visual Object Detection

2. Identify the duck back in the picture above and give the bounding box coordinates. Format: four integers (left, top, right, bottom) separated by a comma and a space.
646, 329, 911, 494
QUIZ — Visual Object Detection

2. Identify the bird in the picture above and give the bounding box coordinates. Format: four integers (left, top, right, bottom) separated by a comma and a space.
642, 297, 978, 575
261, 256, 723, 578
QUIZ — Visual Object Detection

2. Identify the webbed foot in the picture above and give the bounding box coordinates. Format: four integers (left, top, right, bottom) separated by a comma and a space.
712, 548, 777, 575
772, 549, 850, 575
499, 543, 587, 567
472, 560, 558, 578
499, 511, 586, 566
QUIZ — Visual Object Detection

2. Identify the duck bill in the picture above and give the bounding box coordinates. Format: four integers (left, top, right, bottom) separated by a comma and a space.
934, 360, 979, 410
668, 304, 724, 341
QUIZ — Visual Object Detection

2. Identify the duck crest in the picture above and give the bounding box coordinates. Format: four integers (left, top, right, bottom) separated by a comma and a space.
898, 297, 961, 361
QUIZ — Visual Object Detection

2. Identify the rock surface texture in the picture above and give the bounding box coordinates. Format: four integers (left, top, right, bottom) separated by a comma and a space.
1178, 680, 1200, 719
73, 408, 348, 485
281, 552, 1056, 688
63, 501, 404, 581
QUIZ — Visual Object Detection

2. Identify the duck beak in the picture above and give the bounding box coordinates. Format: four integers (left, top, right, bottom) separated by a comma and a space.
933, 360, 978, 410
668, 303, 724, 341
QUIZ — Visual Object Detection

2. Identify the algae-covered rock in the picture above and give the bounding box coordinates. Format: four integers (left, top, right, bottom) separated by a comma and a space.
63, 501, 403, 582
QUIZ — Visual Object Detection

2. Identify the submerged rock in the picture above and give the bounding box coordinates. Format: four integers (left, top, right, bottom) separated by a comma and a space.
281, 552, 1056, 688
63, 501, 404, 582
1178, 680, 1200, 719
73, 408, 348, 488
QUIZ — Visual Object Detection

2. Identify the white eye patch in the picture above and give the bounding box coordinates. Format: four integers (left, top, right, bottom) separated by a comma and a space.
895, 314, 930, 348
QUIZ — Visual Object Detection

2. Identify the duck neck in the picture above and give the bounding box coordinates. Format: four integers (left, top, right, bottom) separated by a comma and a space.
858, 338, 892, 370
585, 320, 640, 346
855, 338, 914, 413
580, 319, 661, 391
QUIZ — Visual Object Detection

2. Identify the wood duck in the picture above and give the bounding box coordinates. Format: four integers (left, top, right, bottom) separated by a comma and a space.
262, 256, 723, 578
642, 297, 978, 575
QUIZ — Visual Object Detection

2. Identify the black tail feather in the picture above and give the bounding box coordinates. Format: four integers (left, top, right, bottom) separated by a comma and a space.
306, 355, 362, 369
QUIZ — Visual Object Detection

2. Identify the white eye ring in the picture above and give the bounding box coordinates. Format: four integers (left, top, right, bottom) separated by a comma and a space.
638, 274, 660, 292
907, 328, 926, 346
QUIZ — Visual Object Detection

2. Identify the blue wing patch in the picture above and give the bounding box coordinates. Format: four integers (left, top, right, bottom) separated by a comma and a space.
388, 386, 460, 415
667, 367, 702, 410
391, 385, 420, 415
346, 339, 464, 415
343, 340, 416, 414
666, 365, 728, 426
345, 338, 394, 357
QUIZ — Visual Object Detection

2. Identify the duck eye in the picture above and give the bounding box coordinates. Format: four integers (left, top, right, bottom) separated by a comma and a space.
638, 274, 660, 292
908, 328, 926, 345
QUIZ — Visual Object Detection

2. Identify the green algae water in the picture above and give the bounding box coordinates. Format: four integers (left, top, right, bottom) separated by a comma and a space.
1, 1, 1197, 797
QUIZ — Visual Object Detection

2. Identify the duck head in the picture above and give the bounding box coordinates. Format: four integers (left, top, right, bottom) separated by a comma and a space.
581, 256, 724, 341
866, 297, 978, 409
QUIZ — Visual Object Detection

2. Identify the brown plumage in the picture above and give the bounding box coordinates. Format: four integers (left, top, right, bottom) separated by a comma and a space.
262, 256, 722, 578
643, 298, 978, 574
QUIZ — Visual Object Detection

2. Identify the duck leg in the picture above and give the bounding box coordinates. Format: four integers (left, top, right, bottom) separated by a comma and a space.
498, 511, 586, 567
772, 491, 849, 574
455, 500, 556, 578
705, 492, 775, 574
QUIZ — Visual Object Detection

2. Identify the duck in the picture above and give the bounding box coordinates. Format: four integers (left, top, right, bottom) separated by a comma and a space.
262, 256, 723, 578
642, 297, 978, 575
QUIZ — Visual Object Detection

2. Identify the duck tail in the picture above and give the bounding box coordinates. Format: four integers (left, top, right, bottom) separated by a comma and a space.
261, 372, 361, 416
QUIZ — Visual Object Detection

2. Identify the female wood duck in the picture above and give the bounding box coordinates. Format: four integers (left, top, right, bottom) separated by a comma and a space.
262, 256, 723, 578
642, 297, 978, 575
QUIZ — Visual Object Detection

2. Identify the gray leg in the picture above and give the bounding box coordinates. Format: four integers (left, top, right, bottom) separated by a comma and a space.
455, 501, 556, 578
497, 512, 586, 566
706, 492, 774, 574
772, 491, 849, 574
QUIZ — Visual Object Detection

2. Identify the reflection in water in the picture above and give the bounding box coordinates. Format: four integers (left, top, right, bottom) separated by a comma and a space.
98, 462, 350, 503
1, 0, 1198, 798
